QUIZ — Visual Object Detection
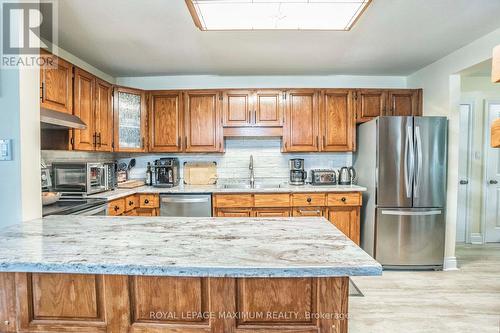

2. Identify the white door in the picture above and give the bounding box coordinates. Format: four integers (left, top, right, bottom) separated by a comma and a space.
456, 104, 473, 243
485, 102, 500, 243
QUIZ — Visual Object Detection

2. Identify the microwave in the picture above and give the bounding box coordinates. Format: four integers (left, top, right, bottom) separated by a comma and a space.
52, 162, 116, 195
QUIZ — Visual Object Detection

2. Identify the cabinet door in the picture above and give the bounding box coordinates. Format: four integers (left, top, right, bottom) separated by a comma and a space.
184, 91, 222, 152
222, 90, 253, 127
356, 89, 387, 123
113, 87, 147, 152
149, 91, 183, 152
94, 79, 113, 152
40, 51, 73, 114
328, 207, 360, 245
136, 208, 158, 216
292, 208, 324, 217
320, 89, 355, 152
254, 208, 290, 217
283, 90, 319, 152
387, 89, 419, 116
216, 209, 253, 217
73, 68, 95, 151
254, 90, 283, 126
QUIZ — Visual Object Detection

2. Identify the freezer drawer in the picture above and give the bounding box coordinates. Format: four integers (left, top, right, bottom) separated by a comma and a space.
375, 208, 445, 267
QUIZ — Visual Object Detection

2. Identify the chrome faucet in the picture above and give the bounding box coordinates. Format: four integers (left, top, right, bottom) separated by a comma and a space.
249, 155, 255, 188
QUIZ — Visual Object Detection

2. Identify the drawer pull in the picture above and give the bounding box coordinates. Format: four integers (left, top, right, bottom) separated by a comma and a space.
144, 199, 150, 204
306, 197, 312, 203
341, 197, 347, 202
298, 209, 321, 214
114, 206, 119, 212
128, 201, 134, 206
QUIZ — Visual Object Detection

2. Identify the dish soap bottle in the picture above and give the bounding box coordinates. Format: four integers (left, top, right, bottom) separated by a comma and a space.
145, 162, 152, 186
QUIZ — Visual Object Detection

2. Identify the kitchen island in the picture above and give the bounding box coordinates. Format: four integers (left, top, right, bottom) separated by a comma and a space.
0, 216, 381, 333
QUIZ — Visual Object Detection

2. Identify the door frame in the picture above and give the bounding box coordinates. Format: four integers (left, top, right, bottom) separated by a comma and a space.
456, 102, 474, 243
482, 100, 500, 243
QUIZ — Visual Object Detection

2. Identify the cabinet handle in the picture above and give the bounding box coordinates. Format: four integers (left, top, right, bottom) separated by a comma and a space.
40, 82, 45, 101
341, 197, 347, 202
316, 136, 319, 148
97, 133, 102, 146
323, 135, 326, 148
178, 137, 181, 148
144, 199, 150, 204
93, 133, 97, 147
254, 110, 257, 124
306, 197, 312, 203
298, 209, 321, 214
128, 201, 134, 206
114, 206, 119, 212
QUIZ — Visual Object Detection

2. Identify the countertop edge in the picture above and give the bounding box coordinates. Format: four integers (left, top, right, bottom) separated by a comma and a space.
0, 262, 382, 278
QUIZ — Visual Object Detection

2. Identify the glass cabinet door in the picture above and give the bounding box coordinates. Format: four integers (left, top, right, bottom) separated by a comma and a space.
115, 88, 146, 151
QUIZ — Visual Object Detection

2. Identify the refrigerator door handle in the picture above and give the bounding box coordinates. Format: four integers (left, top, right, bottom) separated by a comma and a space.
381, 210, 442, 216
414, 126, 423, 198
404, 125, 414, 198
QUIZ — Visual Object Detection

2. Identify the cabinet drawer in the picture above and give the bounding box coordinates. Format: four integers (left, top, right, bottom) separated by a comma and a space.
216, 209, 253, 217
124, 195, 138, 212
292, 207, 324, 217
108, 198, 125, 216
136, 208, 158, 216
214, 194, 253, 208
139, 194, 159, 208
291, 193, 326, 207
254, 194, 290, 207
124, 209, 138, 216
327, 193, 361, 206
254, 208, 291, 217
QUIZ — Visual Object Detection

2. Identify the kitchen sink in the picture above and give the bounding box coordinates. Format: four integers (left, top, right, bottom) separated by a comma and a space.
222, 183, 284, 189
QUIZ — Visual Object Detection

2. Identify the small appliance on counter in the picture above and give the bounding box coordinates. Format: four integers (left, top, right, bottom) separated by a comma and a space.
338, 166, 356, 185
289, 158, 307, 185
51, 161, 116, 195
152, 158, 180, 188
311, 169, 337, 185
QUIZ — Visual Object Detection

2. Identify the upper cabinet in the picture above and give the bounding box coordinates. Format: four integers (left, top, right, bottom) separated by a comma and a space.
40, 51, 73, 114
283, 89, 319, 152
222, 90, 283, 127
73, 68, 114, 152
184, 90, 222, 153
114, 87, 148, 152
320, 89, 355, 152
355, 89, 422, 123
149, 91, 183, 152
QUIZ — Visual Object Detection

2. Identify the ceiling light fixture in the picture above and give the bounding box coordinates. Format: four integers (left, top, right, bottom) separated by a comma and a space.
186, 0, 371, 31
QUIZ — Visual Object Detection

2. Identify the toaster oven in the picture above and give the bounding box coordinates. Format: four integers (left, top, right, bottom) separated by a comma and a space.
52, 162, 116, 195
311, 169, 337, 185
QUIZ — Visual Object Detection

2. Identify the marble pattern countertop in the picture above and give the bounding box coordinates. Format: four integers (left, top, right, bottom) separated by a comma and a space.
89, 184, 367, 201
0, 216, 381, 278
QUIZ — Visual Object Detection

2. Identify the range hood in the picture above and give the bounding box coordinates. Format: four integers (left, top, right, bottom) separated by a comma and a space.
40, 108, 87, 130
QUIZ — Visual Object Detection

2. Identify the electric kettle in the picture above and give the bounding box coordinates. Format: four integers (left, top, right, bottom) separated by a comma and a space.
339, 167, 356, 185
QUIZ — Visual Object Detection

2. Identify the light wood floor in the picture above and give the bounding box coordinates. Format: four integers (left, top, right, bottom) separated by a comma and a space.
349, 244, 500, 333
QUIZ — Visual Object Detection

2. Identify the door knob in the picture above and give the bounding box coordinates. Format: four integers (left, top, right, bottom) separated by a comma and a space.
490, 180, 498, 185
459, 180, 469, 185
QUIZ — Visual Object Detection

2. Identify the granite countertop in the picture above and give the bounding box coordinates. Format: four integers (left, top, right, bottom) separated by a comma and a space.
89, 184, 367, 201
0, 216, 381, 278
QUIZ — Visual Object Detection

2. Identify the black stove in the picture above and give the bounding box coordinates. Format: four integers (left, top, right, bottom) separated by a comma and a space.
42, 197, 107, 216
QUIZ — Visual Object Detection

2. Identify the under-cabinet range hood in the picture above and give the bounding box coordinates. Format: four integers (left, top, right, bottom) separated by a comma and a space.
40, 108, 87, 129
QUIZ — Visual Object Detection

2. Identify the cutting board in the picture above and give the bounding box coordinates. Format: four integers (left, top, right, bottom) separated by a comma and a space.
183, 162, 218, 185
117, 180, 145, 189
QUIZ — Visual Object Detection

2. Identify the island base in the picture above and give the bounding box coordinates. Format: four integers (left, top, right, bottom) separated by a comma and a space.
0, 273, 349, 333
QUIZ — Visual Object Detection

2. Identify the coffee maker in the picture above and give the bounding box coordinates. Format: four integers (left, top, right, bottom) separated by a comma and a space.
289, 158, 307, 185
152, 158, 180, 187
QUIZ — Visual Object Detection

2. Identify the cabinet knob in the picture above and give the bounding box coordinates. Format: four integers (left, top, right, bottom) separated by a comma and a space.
307, 197, 312, 203
4, 320, 10, 325
144, 199, 149, 204
114, 206, 119, 211
129, 201, 134, 206
341, 197, 347, 202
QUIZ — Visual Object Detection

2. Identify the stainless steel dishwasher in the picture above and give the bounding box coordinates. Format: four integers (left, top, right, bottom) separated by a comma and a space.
160, 194, 212, 217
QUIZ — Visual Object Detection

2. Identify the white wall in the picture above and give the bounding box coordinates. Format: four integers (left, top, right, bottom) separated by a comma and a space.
407, 27, 500, 270
116, 75, 407, 90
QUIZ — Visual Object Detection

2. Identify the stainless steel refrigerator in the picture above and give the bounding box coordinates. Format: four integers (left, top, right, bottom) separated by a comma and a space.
354, 116, 447, 269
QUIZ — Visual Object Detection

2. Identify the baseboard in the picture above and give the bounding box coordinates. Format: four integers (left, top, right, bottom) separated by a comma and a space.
443, 256, 458, 271
470, 233, 484, 245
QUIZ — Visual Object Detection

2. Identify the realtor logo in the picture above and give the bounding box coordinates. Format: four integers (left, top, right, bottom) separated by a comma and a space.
1, 0, 57, 67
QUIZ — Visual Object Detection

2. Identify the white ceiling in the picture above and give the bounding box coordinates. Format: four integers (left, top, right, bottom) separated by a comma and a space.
57, 0, 500, 77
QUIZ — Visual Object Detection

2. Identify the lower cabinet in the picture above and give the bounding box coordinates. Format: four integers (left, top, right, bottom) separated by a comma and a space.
327, 207, 360, 245
254, 208, 290, 217
107, 194, 159, 216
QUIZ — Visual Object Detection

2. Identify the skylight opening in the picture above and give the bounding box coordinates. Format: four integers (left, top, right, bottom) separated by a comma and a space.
186, 0, 371, 31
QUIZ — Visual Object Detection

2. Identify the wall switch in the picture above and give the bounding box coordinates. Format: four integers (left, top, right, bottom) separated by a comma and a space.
0, 139, 12, 161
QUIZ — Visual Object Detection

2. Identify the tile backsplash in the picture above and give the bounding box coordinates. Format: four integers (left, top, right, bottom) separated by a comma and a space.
117, 139, 352, 182
42, 139, 352, 183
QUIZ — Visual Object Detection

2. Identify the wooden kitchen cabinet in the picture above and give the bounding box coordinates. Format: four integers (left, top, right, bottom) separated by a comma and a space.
113, 86, 148, 152
184, 90, 222, 152
254, 90, 284, 126
94, 79, 113, 152
222, 90, 253, 126
254, 208, 290, 217
40, 50, 73, 114
73, 68, 95, 151
124, 195, 138, 212
320, 89, 355, 152
387, 89, 421, 116
283, 89, 319, 152
135, 208, 158, 216
108, 198, 126, 216
355, 89, 388, 123
216, 209, 253, 217
328, 207, 360, 245
149, 91, 183, 152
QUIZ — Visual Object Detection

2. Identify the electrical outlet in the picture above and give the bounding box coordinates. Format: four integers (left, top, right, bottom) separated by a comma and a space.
0, 139, 12, 161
